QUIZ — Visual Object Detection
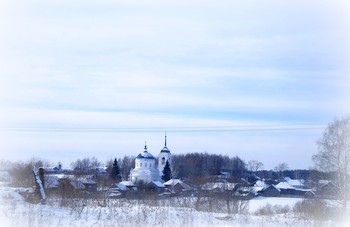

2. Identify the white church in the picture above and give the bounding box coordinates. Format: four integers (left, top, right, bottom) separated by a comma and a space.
129, 135, 172, 184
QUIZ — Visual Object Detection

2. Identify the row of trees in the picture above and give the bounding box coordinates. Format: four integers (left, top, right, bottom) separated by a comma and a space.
67, 153, 247, 182
172, 153, 246, 181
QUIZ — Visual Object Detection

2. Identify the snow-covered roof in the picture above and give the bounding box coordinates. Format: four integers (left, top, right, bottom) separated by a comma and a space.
164, 179, 181, 186
164, 179, 191, 190
82, 179, 96, 185
275, 182, 295, 190
251, 186, 264, 193
151, 181, 165, 188
254, 180, 269, 189
305, 190, 315, 195
266, 185, 281, 192
119, 181, 135, 187
287, 179, 304, 187
202, 182, 236, 191
117, 182, 129, 191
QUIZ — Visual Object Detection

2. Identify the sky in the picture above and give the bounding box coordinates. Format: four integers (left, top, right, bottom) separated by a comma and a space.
0, 0, 350, 170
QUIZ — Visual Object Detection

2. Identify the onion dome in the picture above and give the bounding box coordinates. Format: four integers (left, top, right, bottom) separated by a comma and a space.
136, 143, 155, 159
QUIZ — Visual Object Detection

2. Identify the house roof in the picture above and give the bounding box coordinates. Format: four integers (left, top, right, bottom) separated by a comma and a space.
202, 182, 236, 191
254, 180, 269, 189
119, 181, 135, 187
164, 179, 191, 190
251, 186, 264, 193
305, 190, 316, 195
82, 179, 96, 185
275, 182, 295, 190
164, 179, 181, 186
150, 181, 165, 188
287, 179, 304, 187
266, 185, 281, 192
117, 182, 129, 191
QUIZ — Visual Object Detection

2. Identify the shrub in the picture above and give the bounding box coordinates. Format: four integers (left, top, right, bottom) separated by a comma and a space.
254, 203, 291, 216
293, 199, 331, 221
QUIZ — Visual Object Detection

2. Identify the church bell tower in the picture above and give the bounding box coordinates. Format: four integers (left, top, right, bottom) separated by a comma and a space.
158, 133, 172, 174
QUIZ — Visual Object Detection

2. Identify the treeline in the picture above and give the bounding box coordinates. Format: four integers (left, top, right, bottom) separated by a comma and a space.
67, 154, 338, 183
254, 169, 335, 182
70, 156, 135, 180
3, 153, 335, 188
70, 153, 247, 181
172, 153, 246, 181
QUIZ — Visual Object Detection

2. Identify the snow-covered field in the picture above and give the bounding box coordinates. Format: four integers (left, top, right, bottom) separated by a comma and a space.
249, 196, 303, 213
0, 186, 348, 227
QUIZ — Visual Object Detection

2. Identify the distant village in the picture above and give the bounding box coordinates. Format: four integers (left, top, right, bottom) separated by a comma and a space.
9, 135, 336, 203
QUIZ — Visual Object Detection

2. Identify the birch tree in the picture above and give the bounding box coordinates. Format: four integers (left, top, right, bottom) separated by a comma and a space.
312, 116, 350, 211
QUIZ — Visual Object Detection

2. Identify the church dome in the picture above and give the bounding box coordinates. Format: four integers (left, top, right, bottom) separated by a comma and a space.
136, 145, 155, 159
160, 146, 170, 153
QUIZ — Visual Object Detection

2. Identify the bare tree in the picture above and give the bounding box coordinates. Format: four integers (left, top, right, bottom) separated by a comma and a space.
274, 162, 289, 177
70, 157, 101, 174
120, 156, 134, 180
247, 160, 264, 172
8, 158, 51, 187
312, 116, 350, 211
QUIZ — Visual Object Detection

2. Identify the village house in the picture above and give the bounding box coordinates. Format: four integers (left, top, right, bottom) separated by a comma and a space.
316, 181, 339, 199
163, 179, 192, 195
262, 185, 281, 197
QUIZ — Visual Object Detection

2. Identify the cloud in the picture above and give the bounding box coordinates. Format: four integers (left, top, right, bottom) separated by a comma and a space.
0, 0, 349, 168
1, 60, 346, 124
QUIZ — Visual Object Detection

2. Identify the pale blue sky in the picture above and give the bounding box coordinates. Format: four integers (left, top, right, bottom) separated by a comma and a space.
0, 0, 349, 169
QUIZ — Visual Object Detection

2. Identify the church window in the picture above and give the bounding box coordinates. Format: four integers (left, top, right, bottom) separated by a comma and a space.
140, 163, 142, 167
162, 157, 165, 165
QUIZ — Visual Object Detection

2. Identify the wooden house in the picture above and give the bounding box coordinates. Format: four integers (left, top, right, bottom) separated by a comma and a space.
262, 185, 281, 197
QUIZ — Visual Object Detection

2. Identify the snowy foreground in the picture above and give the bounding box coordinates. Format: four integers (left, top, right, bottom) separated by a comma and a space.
0, 187, 348, 227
